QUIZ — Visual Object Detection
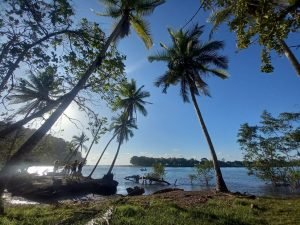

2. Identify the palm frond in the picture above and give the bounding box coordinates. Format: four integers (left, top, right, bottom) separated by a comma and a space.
206, 68, 229, 79
130, 15, 153, 48
100, 6, 122, 18
180, 78, 190, 102
99, 0, 119, 7
199, 40, 225, 54
148, 50, 170, 62
134, 0, 166, 16
208, 7, 232, 39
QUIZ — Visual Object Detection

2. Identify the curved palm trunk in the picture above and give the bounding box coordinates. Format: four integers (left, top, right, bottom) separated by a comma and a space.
280, 40, 300, 76
88, 133, 117, 178
190, 91, 229, 192
83, 124, 103, 164
107, 139, 122, 175
0, 98, 61, 138
0, 16, 126, 180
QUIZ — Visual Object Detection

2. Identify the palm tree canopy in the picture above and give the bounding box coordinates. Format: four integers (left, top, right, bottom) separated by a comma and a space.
111, 113, 137, 145
112, 79, 151, 120
99, 0, 165, 48
148, 24, 229, 102
71, 132, 89, 153
8, 67, 61, 116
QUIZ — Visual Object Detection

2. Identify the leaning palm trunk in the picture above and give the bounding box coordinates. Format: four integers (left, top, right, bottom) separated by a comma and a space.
0, 16, 127, 181
107, 139, 122, 175
88, 133, 117, 178
280, 39, 300, 76
83, 123, 103, 164
190, 91, 229, 192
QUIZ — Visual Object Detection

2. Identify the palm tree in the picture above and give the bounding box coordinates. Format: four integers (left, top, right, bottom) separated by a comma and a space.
112, 79, 151, 120
71, 132, 89, 154
148, 24, 229, 192
63, 132, 89, 163
0, 68, 63, 138
8, 68, 60, 118
107, 113, 137, 175
3, 68, 61, 156
205, 0, 300, 75
88, 80, 150, 178
0, 0, 165, 179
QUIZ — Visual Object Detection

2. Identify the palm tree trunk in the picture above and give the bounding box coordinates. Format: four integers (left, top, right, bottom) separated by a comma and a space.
280, 40, 300, 76
88, 133, 117, 178
0, 16, 126, 180
190, 91, 229, 192
83, 123, 103, 164
107, 139, 122, 175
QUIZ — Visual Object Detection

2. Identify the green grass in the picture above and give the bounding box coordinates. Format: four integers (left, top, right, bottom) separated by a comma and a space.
0, 203, 108, 225
1, 195, 300, 225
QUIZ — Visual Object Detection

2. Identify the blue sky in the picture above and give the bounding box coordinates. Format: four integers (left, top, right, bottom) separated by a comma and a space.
54, 0, 300, 165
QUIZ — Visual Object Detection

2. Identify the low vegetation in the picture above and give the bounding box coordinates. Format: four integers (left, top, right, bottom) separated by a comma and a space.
1, 192, 300, 225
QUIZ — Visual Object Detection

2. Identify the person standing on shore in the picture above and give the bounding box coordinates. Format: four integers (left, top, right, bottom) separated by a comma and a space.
53, 160, 59, 174
77, 161, 84, 176
71, 160, 78, 176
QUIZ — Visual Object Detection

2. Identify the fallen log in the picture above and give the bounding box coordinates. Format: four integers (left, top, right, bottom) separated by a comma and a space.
6, 173, 118, 201
126, 186, 145, 196
124, 175, 140, 183
141, 176, 171, 185
152, 188, 184, 195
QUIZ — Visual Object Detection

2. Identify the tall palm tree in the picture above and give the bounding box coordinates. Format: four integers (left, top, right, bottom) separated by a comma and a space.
0, 0, 165, 179
107, 113, 137, 175
205, 0, 300, 75
112, 79, 151, 120
88, 80, 150, 178
148, 24, 229, 192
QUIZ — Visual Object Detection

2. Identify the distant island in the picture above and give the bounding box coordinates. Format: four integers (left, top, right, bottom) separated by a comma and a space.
130, 156, 244, 167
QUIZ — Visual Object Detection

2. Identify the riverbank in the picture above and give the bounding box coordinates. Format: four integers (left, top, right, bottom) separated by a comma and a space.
1, 190, 300, 225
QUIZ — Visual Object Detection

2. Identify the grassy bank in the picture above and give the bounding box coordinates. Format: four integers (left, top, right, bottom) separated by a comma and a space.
1, 191, 300, 225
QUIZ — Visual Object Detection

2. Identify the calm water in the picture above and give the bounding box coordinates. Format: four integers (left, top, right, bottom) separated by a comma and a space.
27, 165, 300, 197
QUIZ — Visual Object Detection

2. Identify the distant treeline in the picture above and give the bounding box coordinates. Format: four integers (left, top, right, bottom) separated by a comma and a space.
130, 156, 244, 167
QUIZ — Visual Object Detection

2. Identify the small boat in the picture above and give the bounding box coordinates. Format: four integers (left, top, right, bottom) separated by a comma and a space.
140, 168, 147, 171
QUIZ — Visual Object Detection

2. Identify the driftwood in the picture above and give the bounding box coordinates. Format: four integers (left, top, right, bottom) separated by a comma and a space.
142, 176, 171, 185
124, 175, 170, 185
6, 173, 118, 200
124, 175, 140, 183
126, 186, 145, 196
152, 188, 184, 195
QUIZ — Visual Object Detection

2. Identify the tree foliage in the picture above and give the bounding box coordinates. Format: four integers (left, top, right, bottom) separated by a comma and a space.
0, 0, 126, 135
194, 160, 214, 186
201, 0, 300, 74
238, 110, 300, 187
151, 162, 166, 179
